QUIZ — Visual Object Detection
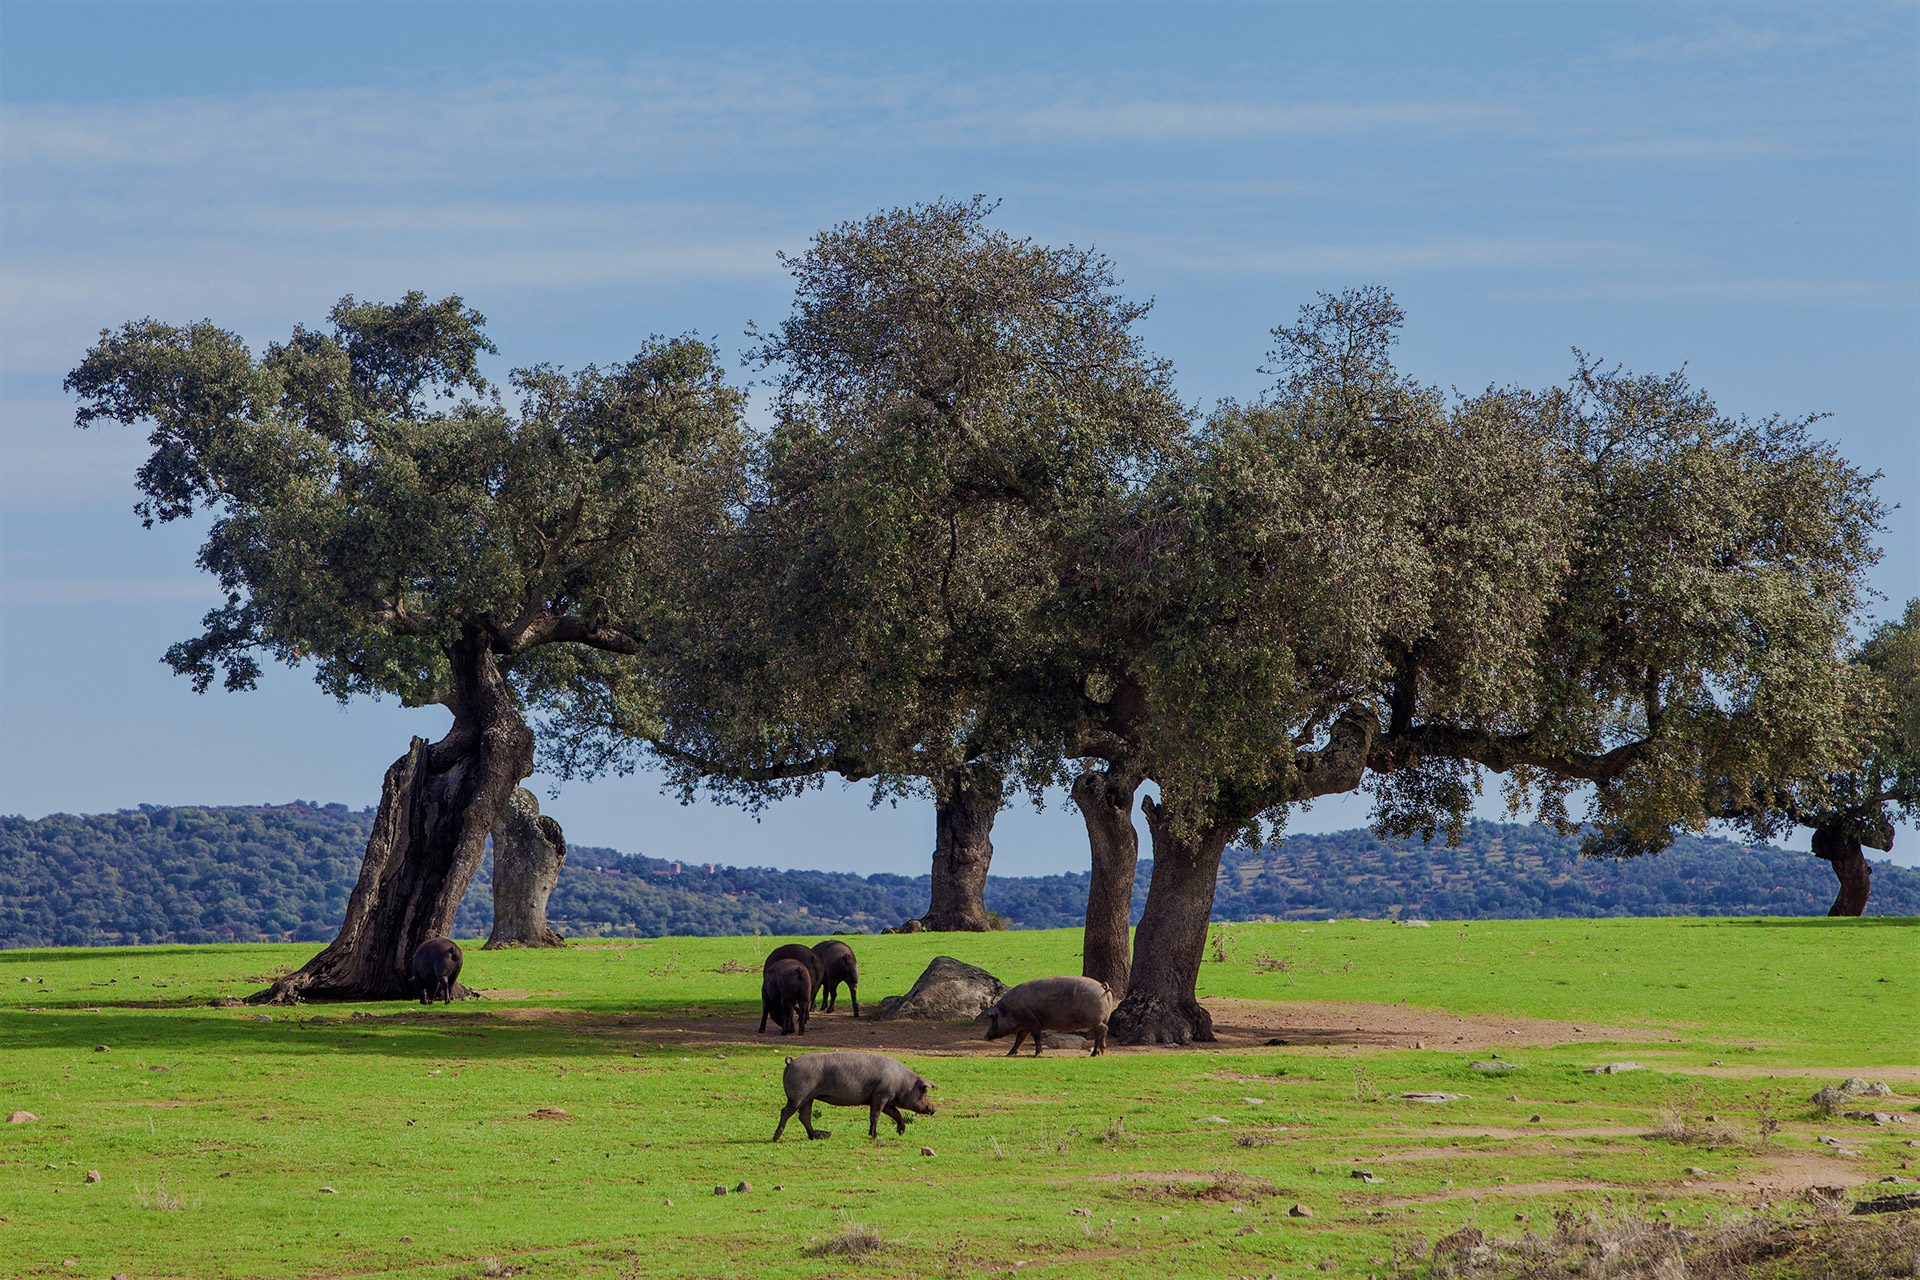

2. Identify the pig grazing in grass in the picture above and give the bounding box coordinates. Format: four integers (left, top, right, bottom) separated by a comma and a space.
772, 1051, 936, 1141
979, 975, 1115, 1056
410, 937, 463, 1005
811, 939, 860, 1016
760, 958, 813, 1035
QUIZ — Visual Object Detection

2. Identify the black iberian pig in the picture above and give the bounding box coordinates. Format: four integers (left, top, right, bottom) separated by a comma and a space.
762, 943, 823, 1000
759, 958, 813, 1035
410, 936, 463, 1005
979, 975, 1116, 1056
772, 1051, 936, 1140
810, 939, 860, 1016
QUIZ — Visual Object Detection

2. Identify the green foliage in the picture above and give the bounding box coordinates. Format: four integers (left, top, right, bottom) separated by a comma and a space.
556, 197, 1186, 811
66, 297, 745, 710
1079, 289, 1886, 854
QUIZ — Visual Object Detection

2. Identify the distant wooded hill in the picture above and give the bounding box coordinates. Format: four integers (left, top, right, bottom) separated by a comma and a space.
0, 804, 1913, 948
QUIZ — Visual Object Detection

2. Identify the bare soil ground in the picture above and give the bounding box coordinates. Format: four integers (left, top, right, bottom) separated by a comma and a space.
469, 993, 1666, 1055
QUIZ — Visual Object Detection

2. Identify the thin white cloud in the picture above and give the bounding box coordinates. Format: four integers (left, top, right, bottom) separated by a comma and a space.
0, 579, 223, 605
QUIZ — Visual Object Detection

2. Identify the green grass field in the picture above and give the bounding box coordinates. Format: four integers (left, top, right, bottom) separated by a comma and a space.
0, 917, 1914, 1279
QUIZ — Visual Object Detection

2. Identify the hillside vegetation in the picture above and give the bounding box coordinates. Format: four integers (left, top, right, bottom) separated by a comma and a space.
1, 805, 1913, 949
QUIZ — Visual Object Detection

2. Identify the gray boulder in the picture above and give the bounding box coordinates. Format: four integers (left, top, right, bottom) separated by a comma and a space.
1842, 1078, 1893, 1097
1811, 1086, 1850, 1111
873, 956, 1007, 1022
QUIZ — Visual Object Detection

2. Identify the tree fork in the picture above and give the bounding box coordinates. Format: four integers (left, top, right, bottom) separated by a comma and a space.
923, 763, 1003, 931
250, 629, 534, 1003
1073, 768, 1140, 993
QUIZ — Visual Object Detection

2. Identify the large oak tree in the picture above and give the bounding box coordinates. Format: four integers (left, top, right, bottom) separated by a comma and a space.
1073, 289, 1885, 1043
542, 199, 1182, 932
67, 295, 745, 1000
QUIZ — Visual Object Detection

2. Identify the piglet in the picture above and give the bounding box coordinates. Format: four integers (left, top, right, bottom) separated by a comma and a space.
772, 1051, 936, 1140
979, 975, 1115, 1056
410, 937, 463, 1005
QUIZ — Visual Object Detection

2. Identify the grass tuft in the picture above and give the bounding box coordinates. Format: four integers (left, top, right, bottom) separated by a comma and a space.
804, 1210, 885, 1259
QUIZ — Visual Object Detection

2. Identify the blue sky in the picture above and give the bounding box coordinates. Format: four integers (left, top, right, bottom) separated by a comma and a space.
2, 2, 1915, 873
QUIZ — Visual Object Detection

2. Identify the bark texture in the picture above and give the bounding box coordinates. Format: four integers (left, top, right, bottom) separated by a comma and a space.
250, 629, 534, 1003
485, 787, 568, 949
1072, 768, 1140, 994
1106, 797, 1233, 1045
923, 764, 1003, 932
1812, 821, 1873, 917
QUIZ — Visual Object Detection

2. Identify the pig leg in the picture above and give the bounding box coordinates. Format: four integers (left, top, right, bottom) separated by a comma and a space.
868, 1098, 888, 1138
759, 1004, 770, 1034
882, 1101, 909, 1135
773, 1100, 798, 1141
1090, 1022, 1107, 1056
800, 1098, 830, 1140
1006, 1027, 1029, 1056
848, 982, 859, 1018
1030, 1022, 1045, 1056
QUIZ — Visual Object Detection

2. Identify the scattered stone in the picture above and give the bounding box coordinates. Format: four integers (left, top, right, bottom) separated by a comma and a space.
920, 1147, 936, 1157
1413, 1041, 1425, 1050
1040, 1032, 1090, 1050
1811, 1086, 1850, 1110
1709, 1059, 1723, 1066
1495, 1176, 1511, 1183
319, 1186, 337, 1194
734, 1181, 751, 1194
84, 1170, 100, 1184
871, 955, 1008, 1022
1289, 1204, 1315, 1218
1242, 1097, 1265, 1105
1319, 1261, 1338, 1271
1687, 1167, 1708, 1176
663, 1198, 672, 1207
1266, 1038, 1290, 1046
351, 1011, 377, 1019
1841, 1078, 1892, 1097
1397, 920, 1431, 928
400, 1236, 412, 1243
94, 1045, 109, 1053
713, 1185, 727, 1196
1845, 1111, 1906, 1125
1069, 1207, 1091, 1217
1469, 1061, 1519, 1072
1530, 1115, 1543, 1123
529, 1108, 571, 1121
1586, 1063, 1644, 1075
1837, 1148, 1865, 1157
8, 1111, 36, 1124
251, 1014, 272, 1022
1235, 1226, 1259, 1236
1396, 1092, 1465, 1103
1507, 1095, 1520, 1102
773, 1185, 784, 1190
1200, 1116, 1231, 1124
1350, 1169, 1377, 1180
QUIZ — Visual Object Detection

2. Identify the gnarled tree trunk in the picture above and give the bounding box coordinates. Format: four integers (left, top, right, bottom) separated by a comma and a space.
485, 787, 568, 949
250, 628, 534, 1003
923, 763, 1003, 931
1812, 821, 1873, 917
1107, 796, 1233, 1045
1073, 768, 1140, 993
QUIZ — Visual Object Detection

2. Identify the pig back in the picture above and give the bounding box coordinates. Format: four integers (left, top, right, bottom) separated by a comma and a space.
783, 1051, 921, 1106
764, 944, 823, 991
999, 975, 1114, 1031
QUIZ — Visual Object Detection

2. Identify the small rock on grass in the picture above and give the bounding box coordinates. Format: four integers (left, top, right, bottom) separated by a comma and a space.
1586, 1063, 1644, 1075
8, 1111, 36, 1124
713, 1185, 727, 1196
85, 1171, 100, 1184
734, 1181, 751, 1193
1396, 1092, 1464, 1103
920, 1147, 936, 1157
1289, 1204, 1315, 1218
319, 1186, 337, 1194
94, 1045, 109, 1053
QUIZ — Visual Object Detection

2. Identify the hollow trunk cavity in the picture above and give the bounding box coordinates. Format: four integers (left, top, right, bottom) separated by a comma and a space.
485, 787, 568, 949
250, 628, 534, 1003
